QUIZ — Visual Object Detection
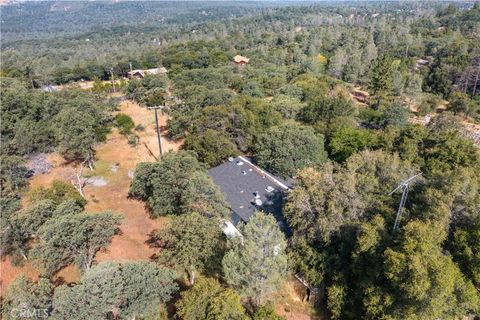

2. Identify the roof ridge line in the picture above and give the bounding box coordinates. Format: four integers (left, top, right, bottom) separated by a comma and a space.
237, 156, 290, 191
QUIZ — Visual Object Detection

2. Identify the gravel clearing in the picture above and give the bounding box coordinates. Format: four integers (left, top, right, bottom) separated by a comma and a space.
26, 153, 52, 175
88, 176, 108, 186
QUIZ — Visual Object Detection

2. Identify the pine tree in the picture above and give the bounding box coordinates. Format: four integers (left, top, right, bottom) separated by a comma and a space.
368, 56, 394, 109
223, 212, 288, 305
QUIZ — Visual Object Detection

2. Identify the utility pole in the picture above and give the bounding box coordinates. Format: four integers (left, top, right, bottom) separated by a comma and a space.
110, 68, 115, 92
147, 105, 166, 158
389, 173, 422, 232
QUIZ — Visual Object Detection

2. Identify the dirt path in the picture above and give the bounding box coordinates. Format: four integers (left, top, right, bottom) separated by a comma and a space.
91, 99, 181, 262
0, 99, 182, 295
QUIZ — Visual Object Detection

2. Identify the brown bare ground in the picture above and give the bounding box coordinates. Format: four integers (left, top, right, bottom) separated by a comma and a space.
0, 259, 39, 296
53, 265, 82, 285
274, 277, 322, 320
0, 99, 181, 295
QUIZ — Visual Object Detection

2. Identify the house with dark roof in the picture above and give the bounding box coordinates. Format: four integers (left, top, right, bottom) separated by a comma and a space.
208, 156, 292, 235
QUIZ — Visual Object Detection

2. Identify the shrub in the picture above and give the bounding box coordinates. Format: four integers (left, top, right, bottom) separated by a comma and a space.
127, 134, 139, 147
134, 124, 145, 132
28, 180, 86, 207
114, 114, 135, 135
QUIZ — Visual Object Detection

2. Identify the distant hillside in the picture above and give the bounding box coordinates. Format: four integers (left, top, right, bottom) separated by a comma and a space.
0, 1, 292, 41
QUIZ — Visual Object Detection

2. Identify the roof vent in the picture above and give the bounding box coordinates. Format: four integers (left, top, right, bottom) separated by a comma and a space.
265, 186, 275, 193
242, 171, 247, 175
236, 161, 244, 166
254, 199, 263, 206
254, 191, 261, 199
228, 157, 234, 162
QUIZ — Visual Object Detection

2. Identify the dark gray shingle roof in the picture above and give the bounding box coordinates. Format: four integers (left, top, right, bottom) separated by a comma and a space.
208, 156, 291, 228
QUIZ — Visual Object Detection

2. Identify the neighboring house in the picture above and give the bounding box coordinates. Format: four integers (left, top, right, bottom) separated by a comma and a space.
233, 54, 250, 66
351, 87, 369, 105
127, 70, 145, 79
415, 58, 431, 70
208, 156, 292, 237
127, 67, 168, 79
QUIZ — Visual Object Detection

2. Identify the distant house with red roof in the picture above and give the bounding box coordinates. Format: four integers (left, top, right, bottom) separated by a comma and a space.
233, 55, 250, 66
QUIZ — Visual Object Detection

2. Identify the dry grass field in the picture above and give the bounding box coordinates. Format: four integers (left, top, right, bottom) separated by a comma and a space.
0, 99, 181, 295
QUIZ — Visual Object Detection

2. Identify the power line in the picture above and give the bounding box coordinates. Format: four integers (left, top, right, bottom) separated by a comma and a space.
389, 173, 422, 232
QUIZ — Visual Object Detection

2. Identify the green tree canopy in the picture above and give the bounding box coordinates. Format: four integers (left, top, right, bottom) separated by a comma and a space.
0, 155, 29, 191
368, 55, 394, 108
129, 151, 230, 218
422, 129, 480, 174
0, 81, 112, 160
252, 303, 286, 320
183, 96, 282, 153
0, 195, 86, 264
31, 212, 122, 275
184, 129, 239, 167
329, 127, 378, 163
223, 212, 288, 305
449, 92, 479, 117
207, 288, 247, 320
124, 74, 168, 105
255, 122, 327, 177
28, 180, 86, 207
176, 276, 222, 320
0, 200, 56, 262
383, 220, 480, 319
156, 212, 224, 285
450, 216, 480, 288
55, 107, 97, 166
285, 150, 417, 286
270, 94, 305, 120
175, 277, 247, 320
52, 261, 178, 319
381, 101, 410, 128
1, 276, 52, 320
300, 96, 356, 124
114, 113, 135, 135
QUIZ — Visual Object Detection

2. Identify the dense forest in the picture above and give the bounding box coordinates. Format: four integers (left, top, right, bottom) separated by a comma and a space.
1, 1, 480, 319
